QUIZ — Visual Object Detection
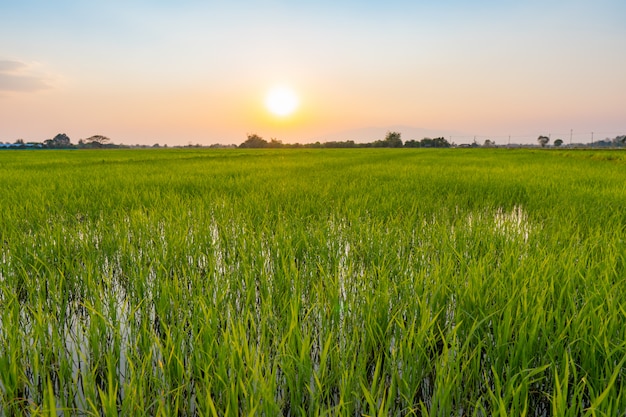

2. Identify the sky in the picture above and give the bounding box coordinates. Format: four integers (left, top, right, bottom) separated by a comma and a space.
1, 0, 625, 146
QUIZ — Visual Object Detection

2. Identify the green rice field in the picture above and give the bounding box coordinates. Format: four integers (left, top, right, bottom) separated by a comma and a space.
1, 148, 625, 416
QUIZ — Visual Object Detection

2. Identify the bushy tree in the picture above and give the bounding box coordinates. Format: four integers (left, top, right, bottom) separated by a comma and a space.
43, 133, 72, 148
419, 137, 451, 148
372, 131, 403, 147
239, 134, 268, 148
403, 137, 451, 148
384, 131, 403, 148
267, 138, 284, 148
553, 139, 563, 147
537, 135, 550, 147
611, 135, 625, 146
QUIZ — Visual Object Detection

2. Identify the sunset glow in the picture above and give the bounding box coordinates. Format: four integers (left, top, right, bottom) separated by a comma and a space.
0, 1, 625, 146
265, 86, 299, 118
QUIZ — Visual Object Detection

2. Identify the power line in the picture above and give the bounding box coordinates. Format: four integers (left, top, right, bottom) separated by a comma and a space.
446, 130, 625, 144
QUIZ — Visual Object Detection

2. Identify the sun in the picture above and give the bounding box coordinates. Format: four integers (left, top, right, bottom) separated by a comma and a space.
265, 85, 299, 117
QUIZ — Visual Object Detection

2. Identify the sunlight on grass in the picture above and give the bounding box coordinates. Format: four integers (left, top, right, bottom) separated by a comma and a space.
0, 148, 625, 415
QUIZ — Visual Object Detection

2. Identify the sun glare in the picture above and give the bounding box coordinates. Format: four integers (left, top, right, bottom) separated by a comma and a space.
265, 86, 299, 117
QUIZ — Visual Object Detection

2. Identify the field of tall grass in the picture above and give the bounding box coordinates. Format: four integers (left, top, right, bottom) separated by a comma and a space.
0, 148, 625, 416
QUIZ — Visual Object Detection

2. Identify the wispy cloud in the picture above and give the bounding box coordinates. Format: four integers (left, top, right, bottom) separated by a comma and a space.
0, 59, 52, 92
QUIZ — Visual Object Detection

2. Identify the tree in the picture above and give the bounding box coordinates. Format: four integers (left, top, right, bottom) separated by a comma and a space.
239, 134, 268, 148
372, 131, 403, 148
553, 139, 563, 147
483, 139, 496, 148
84, 135, 111, 147
433, 137, 451, 148
54, 133, 71, 146
43, 133, 72, 148
419, 138, 434, 147
384, 131, 403, 148
612, 135, 626, 147
418, 137, 451, 148
537, 135, 550, 147
267, 138, 284, 148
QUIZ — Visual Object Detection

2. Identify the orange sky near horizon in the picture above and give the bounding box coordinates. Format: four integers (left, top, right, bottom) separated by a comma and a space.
1, 1, 625, 146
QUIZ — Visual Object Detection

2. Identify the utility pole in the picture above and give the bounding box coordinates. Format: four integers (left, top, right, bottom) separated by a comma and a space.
570, 129, 573, 147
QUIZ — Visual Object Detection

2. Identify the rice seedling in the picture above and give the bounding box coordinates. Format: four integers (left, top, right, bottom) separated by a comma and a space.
0, 148, 625, 415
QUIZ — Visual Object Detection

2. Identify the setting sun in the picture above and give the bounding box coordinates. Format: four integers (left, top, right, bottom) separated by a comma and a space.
1, 1, 624, 146
265, 86, 299, 117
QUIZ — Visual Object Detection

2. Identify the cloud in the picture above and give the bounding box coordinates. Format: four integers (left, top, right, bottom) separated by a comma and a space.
0, 59, 52, 92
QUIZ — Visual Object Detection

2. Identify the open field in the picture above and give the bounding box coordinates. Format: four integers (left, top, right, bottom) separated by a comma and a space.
1, 148, 625, 416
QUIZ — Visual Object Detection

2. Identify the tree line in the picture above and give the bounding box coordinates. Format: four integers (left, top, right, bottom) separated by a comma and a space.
239, 132, 452, 149
241, 132, 626, 149
536, 135, 626, 147
4, 131, 625, 150
3, 133, 120, 149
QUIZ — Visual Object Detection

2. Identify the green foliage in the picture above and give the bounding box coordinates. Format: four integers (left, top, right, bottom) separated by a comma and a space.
1, 148, 626, 415
239, 133, 268, 148
81, 135, 111, 148
43, 133, 72, 148
385, 130, 403, 147
372, 131, 403, 147
404, 137, 451, 148
537, 135, 550, 147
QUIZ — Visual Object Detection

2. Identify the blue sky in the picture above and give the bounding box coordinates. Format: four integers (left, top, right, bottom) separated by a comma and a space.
1, 1, 625, 145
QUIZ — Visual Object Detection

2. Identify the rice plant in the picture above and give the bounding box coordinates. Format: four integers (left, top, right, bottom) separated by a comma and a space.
0, 148, 625, 416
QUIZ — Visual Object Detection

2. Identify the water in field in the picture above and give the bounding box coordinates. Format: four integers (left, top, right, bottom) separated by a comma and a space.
1, 149, 625, 416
